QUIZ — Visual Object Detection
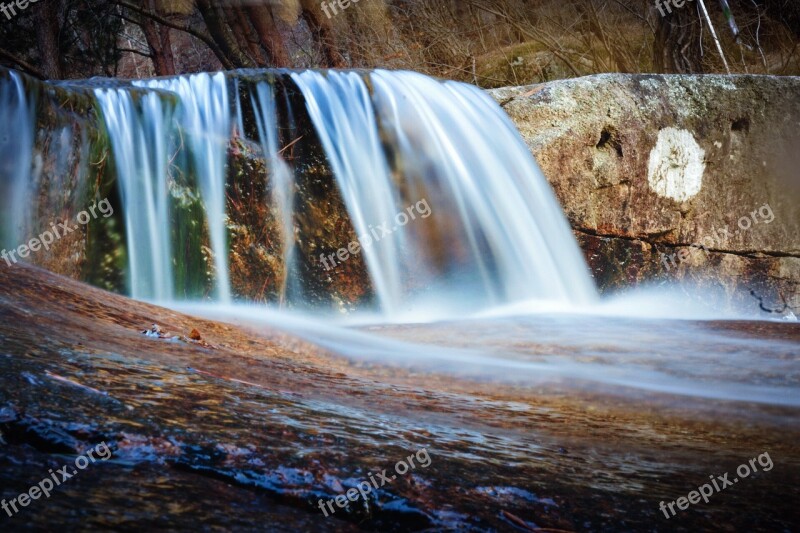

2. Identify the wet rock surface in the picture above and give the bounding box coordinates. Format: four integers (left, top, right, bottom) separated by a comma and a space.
491, 74, 800, 313
3, 67, 374, 308
1, 263, 799, 531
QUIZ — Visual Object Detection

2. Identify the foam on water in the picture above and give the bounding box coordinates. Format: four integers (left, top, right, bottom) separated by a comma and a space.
175, 302, 800, 407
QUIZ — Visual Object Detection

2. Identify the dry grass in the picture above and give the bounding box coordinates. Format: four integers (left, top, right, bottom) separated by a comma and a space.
340, 0, 800, 87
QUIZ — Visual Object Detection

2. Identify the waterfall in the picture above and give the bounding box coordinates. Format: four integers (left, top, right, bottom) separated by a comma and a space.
134, 73, 233, 303
69, 68, 595, 317
251, 81, 297, 305
291, 71, 407, 313
372, 70, 596, 306
0, 71, 35, 251
94, 88, 175, 301
293, 70, 596, 315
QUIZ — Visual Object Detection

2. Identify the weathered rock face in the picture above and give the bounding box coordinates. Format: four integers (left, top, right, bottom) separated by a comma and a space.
491, 74, 800, 315
0, 72, 116, 292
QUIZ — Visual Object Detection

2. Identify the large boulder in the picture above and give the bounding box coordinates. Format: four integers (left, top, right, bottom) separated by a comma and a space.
491, 74, 800, 315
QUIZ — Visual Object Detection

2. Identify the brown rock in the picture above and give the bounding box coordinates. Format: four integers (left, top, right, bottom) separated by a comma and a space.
491, 74, 800, 313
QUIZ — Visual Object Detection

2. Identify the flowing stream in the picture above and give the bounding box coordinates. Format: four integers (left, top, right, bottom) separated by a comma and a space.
101, 71, 594, 314
100, 69, 596, 313
1, 68, 796, 407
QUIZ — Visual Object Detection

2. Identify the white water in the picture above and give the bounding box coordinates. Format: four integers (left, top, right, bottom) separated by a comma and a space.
93, 69, 596, 317
373, 71, 595, 305
4, 68, 797, 407
134, 73, 233, 302
291, 71, 408, 313
0, 72, 35, 250
251, 81, 297, 304
292, 70, 596, 316
95, 89, 175, 300
176, 302, 800, 407
14, 68, 787, 326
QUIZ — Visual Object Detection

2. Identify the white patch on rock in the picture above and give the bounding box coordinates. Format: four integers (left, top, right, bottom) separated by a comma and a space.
647, 127, 705, 202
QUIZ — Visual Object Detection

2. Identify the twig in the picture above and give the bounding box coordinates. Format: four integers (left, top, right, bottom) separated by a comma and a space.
112, 0, 234, 69
748, 0, 768, 70
278, 135, 304, 156
45, 371, 108, 396
0, 48, 46, 79
697, 0, 731, 73
117, 47, 152, 58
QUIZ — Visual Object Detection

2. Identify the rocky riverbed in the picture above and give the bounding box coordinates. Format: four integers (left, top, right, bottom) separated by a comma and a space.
1, 263, 798, 531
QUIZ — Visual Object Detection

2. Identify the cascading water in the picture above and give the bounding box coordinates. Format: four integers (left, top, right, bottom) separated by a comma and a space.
251, 81, 297, 305
372, 71, 596, 305
0, 71, 35, 250
293, 70, 596, 316
5, 66, 795, 407
94, 88, 175, 301
93, 69, 595, 317
291, 71, 408, 313
134, 73, 234, 303
2, 59, 797, 533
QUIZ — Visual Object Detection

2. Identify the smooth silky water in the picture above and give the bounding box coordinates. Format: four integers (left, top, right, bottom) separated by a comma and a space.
3, 69, 797, 411
2, 67, 799, 531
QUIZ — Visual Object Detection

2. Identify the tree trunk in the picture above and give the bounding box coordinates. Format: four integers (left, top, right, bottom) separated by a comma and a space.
34, 0, 63, 79
141, 0, 176, 76
246, 5, 290, 67
196, 0, 255, 68
231, 7, 268, 66
654, 4, 704, 73
299, 0, 345, 68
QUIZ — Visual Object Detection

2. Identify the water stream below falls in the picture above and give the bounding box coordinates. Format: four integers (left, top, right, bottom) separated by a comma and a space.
0, 68, 796, 408
1, 66, 799, 532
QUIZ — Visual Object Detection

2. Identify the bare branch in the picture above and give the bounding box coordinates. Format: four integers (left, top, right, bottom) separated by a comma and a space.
0, 48, 47, 79
117, 48, 153, 58
113, 0, 235, 69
